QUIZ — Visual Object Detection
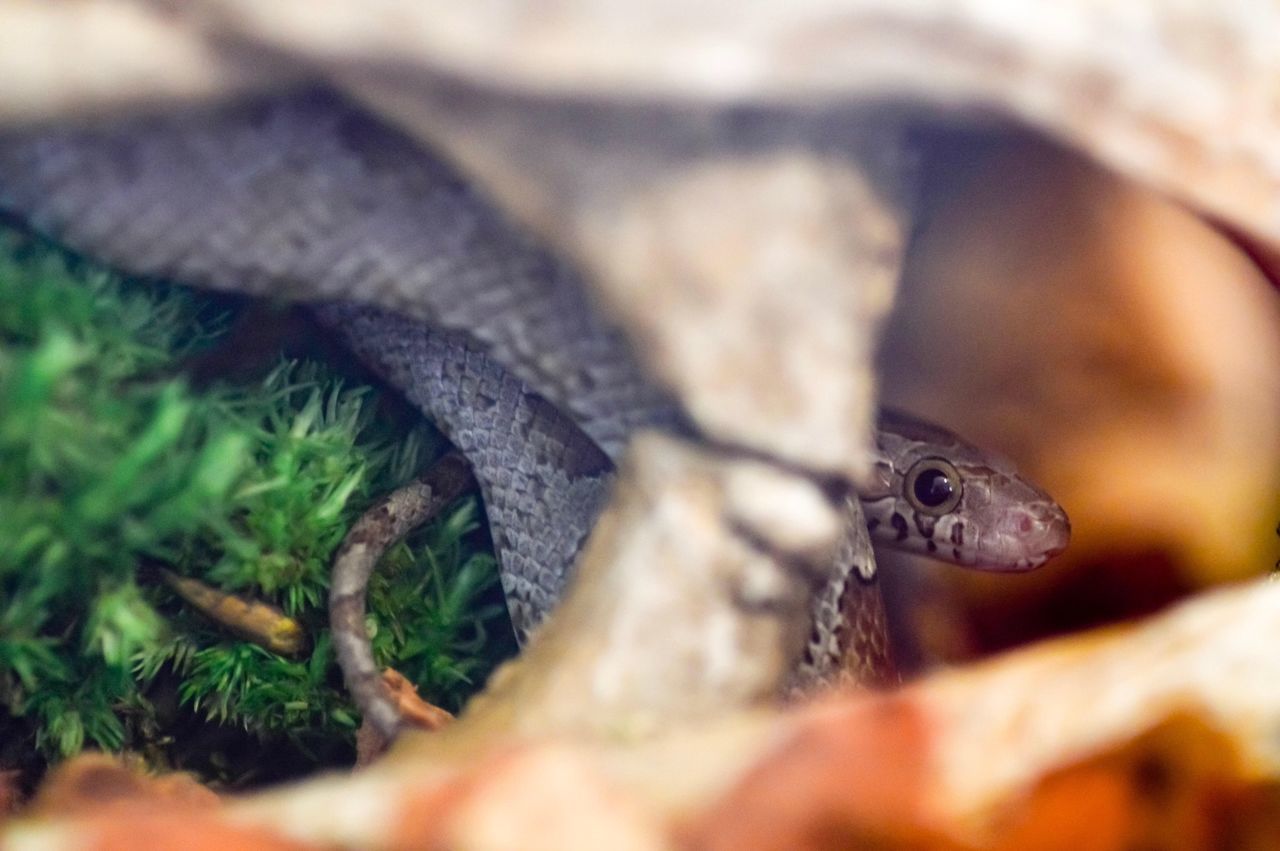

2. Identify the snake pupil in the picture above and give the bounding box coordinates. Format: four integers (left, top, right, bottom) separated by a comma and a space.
913, 468, 954, 508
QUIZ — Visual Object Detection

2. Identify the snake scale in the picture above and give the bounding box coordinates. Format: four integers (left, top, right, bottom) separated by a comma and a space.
0, 89, 1069, 728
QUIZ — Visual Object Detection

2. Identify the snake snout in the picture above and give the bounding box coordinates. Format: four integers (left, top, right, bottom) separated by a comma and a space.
980, 502, 1071, 570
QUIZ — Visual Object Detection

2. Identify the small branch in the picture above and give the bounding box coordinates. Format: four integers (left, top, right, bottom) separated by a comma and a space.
329, 452, 474, 740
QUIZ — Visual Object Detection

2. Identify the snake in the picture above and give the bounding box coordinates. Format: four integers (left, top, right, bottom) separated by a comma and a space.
0, 89, 1069, 732
323, 382, 1069, 737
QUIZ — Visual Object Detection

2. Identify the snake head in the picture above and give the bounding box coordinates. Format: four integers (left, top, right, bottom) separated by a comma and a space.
864, 411, 1071, 570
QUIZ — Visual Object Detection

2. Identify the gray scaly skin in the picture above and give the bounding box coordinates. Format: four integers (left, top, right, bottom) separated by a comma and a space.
317, 303, 618, 643
0, 89, 1070, 720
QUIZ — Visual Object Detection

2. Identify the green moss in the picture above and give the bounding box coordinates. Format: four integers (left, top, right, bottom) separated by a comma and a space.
0, 227, 512, 781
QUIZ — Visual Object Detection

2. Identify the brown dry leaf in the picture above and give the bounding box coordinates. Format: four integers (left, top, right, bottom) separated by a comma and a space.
680, 695, 945, 850
682, 710, 1280, 851
12, 756, 312, 850
884, 134, 1280, 582
12, 806, 317, 851
879, 133, 1280, 667
685, 581, 1280, 850
0, 770, 24, 826
355, 669, 456, 768
385, 670, 455, 733
436, 747, 668, 851
990, 715, 1280, 851
9, 582, 1280, 850
25, 753, 220, 818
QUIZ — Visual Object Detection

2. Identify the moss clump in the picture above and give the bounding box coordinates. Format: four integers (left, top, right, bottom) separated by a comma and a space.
0, 227, 512, 784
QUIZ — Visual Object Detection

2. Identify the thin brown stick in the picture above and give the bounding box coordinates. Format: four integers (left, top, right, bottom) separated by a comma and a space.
329, 452, 474, 740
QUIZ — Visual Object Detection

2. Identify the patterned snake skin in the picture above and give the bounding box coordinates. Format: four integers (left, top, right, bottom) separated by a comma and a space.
0, 89, 1069, 709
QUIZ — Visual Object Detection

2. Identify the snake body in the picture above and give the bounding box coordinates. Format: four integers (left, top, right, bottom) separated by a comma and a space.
319, 301, 1067, 639
0, 89, 1069, 716
315, 331, 1069, 734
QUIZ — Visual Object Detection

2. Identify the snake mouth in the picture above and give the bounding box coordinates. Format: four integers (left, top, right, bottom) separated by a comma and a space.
975, 503, 1072, 570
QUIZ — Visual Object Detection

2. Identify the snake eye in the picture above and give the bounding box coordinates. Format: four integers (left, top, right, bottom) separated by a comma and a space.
904, 458, 962, 515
